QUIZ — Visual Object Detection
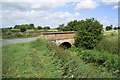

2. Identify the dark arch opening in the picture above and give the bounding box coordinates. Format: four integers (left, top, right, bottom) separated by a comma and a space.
59, 42, 72, 49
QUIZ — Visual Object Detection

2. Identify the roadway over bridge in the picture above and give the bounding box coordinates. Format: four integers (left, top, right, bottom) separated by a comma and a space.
41, 31, 76, 48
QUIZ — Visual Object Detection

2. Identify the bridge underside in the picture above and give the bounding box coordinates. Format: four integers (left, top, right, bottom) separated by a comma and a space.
59, 42, 71, 49
52, 38, 74, 49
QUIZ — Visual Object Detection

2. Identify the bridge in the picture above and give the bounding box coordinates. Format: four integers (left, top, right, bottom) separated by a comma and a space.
40, 31, 76, 49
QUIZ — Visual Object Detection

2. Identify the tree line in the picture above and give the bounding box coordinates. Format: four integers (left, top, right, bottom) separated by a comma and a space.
2, 24, 50, 32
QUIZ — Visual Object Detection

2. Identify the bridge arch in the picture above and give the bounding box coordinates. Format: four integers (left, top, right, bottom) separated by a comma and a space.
59, 42, 72, 49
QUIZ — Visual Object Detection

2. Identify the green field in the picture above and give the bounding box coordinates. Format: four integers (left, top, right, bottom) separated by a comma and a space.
2, 38, 119, 78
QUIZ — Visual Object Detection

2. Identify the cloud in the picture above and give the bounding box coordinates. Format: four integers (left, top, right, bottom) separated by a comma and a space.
112, 5, 118, 9
75, 0, 99, 10
1, 2, 66, 12
1, 0, 118, 28
101, 0, 119, 5
1, 0, 81, 2
98, 16, 118, 27
2, 8, 80, 28
31, 2, 66, 11
2, 2, 31, 11
1, 1, 81, 28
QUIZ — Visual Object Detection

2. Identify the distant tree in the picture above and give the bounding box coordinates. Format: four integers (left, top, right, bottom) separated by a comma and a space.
113, 27, 117, 30
9, 27, 12, 29
64, 20, 78, 31
2, 28, 10, 33
14, 24, 35, 29
20, 27, 26, 32
57, 24, 65, 31
117, 26, 120, 29
105, 25, 112, 31
43, 26, 50, 30
27, 24, 35, 29
37, 26, 42, 30
14, 25, 21, 29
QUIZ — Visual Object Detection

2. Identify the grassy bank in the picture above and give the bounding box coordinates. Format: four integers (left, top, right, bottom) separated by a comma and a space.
95, 30, 118, 55
68, 47, 120, 77
2, 39, 68, 78
2, 39, 117, 78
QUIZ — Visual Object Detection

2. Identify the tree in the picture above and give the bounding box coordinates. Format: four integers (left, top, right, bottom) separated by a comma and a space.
117, 26, 120, 29
20, 27, 26, 32
14, 25, 21, 29
64, 20, 78, 31
74, 18, 103, 49
9, 27, 12, 29
57, 18, 103, 49
37, 26, 42, 30
43, 26, 50, 30
113, 27, 117, 30
27, 24, 35, 29
58, 20, 78, 31
57, 24, 65, 31
105, 25, 112, 31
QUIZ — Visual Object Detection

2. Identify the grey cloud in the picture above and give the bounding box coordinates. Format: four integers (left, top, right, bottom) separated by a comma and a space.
2, 2, 31, 11
1, 2, 67, 12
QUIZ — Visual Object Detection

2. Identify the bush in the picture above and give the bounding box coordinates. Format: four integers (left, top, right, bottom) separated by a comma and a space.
14, 32, 23, 37
20, 27, 26, 32
79, 50, 120, 76
105, 25, 112, 31
37, 26, 42, 30
75, 18, 103, 49
67, 47, 115, 78
43, 26, 50, 30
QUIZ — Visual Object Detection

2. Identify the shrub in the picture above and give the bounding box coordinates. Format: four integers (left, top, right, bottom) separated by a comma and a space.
75, 18, 103, 49
20, 27, 26, 32
43, 26, 50, 30
37, 26, 42, 30
14, 32, 23, 37
79, 50, 120, 76
105, 25, 112, 31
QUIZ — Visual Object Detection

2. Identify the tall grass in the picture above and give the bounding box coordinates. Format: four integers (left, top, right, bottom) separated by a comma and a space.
67, 47, 115, 78
68, 46, 120, 77
94, 30, 118, 55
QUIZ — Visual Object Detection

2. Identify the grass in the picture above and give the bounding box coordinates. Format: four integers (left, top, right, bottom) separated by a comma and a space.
2, 39, 66, 78
95, 30, 118, 55
65, 48, 115, 78
2, 32, 39, 40
2, 39, 116, 78
2, 28, 40, 40
68, 46, 120, 77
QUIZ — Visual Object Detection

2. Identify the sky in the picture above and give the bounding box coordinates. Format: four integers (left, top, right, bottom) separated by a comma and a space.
0, 0, 119, 28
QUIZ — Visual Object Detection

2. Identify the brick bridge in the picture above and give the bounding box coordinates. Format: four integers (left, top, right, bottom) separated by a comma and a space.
41, 31, 76, 48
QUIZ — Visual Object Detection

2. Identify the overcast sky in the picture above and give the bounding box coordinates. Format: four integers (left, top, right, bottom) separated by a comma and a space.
0, 0, 119, 28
